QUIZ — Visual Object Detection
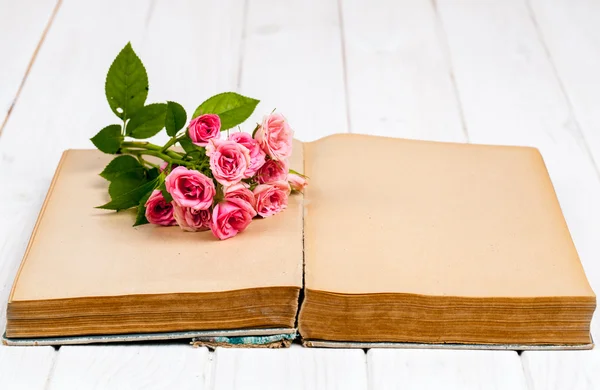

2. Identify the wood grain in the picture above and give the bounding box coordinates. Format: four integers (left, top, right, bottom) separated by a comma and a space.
0, 346, 56, 390
522, 349, 600, 390
48, 345, 209, 390
0, 0, 59, 134
529, 0, 600, 172
239, 0, 348, 140
341, 0, 466, 141
213, 345, 367, 390
368, 349, 528, 390
436, 0, 600, 337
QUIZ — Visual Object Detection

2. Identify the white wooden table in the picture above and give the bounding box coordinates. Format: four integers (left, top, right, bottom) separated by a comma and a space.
1, 0, 599, 388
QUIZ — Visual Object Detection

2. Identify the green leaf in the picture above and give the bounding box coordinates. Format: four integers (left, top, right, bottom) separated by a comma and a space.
98, 177, 159, 211
192, 92, 259, 130
158, 180, 173, 203
108, 172, 148, 199
90, 125, 123, 154
133, 190, 153, 227
100, 155, 144, 181
126, 103, 168, 138
147, 167, 160, 180
165, 101, 187, 136
178, 136, 198, 154
105, 42, 148, 120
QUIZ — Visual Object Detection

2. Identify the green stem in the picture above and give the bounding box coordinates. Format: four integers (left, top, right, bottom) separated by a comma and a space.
142, 159, 159, 169
122, 148, 193, 168
161, 135, 178, 152
122, 141, 183, 159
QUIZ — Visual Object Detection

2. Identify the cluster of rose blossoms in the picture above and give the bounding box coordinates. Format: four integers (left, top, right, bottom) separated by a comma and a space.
144, 112, 307, 240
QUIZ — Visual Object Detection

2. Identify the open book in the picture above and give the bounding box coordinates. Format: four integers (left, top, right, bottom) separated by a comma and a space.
5, 134, 596, 348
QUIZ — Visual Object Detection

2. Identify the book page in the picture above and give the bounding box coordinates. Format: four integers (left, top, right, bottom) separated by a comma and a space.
10, 141, 304, 301
303, 134, 595, 298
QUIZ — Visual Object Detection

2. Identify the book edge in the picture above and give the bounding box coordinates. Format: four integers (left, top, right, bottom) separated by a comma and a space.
8, 150, 71, 304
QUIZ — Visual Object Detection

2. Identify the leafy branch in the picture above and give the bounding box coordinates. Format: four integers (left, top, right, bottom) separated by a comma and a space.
90, 42, 260, 224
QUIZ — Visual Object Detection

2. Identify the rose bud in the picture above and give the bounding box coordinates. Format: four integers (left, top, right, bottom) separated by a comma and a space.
253, 181, 291, 218
165, 166, 216, 210
287, 173, 307, 192
211, 198, 257, 240
188, 114, 221, 146
145, 190, 176, 226
254, 113, 293, 161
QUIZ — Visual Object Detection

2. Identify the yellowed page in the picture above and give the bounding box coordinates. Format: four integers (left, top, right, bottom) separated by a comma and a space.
10, 142, 304, 301
304, 134, 595, 298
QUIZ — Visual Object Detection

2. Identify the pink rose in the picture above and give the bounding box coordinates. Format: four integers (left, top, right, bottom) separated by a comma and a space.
211, 198, 257, 240
165, 166, 216, 210
288, 173, 307, 192
173, 204, 211, 232
145, 190, 176, 226
257, 158, 289, 184
188, 114, 221, 146
206, 138, 251, 186
254, 113, 293, 161
229, 132, 266, 176
253, 181, 290, 218
224, 182, 256, 209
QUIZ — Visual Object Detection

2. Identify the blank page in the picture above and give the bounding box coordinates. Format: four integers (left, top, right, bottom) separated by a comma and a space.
303, 134, 594, 298
10, 143, 304, 301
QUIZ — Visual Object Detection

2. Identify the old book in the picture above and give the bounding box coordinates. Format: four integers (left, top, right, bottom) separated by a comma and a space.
5, 143, 304, 341
5, 134, 596, 348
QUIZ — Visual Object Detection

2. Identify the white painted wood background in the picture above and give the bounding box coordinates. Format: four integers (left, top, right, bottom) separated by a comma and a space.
0, 0, 598, 388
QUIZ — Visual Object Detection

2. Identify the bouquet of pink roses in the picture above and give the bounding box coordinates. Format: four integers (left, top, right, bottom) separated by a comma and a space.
91, 43, 307, 240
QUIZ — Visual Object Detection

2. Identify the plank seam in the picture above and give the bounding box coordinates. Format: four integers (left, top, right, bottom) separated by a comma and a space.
337, 0, 352, 133
42, 348, 60, 390
143, 0, 157, 31
0, 0, 63, 138
519, 352, 536, 390
431, 0, 470, 143
236, 0, 250, 92
525, 0, 600, 182
205, 349, 217, 390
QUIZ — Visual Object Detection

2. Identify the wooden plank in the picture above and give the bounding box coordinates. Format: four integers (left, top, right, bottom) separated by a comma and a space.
0, 0, 59, 134
239, 0, 348, 140
137, 0, 245, 130
47, 345, 209, 390
0, 0, 244, 332
0, 346, 56, 390
529, 0, 600, 170
352, 3, 527, 389
0, 0, 151, 338
341, 0, 465, 141
521, 349, 600, 390
486, 1, 600, 387
213, 345, 367, 390
368, 349, 528, 390
0, 0, 242, 386
436, 0, 600, 338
